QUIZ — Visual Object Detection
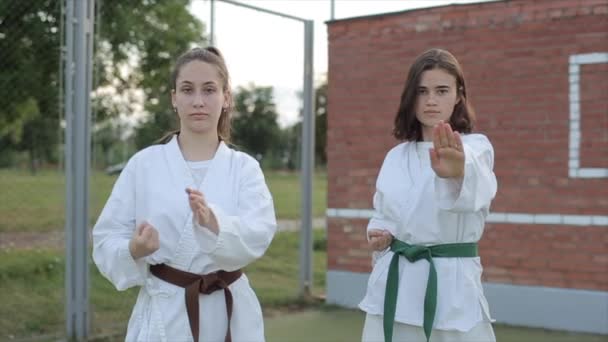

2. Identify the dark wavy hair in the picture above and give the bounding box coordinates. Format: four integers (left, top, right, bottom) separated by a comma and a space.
393, 48, 475, 141
157, 46, 233, 144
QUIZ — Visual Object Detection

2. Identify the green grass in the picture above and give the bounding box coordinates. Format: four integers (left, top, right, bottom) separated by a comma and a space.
263, 170, 327, 219
265, 308, 608, 342
0, 169, 115, 233
0, 230, 327, 340
0, 168, 327, 232
2, 230, 606, 341
0, 248, 138, 339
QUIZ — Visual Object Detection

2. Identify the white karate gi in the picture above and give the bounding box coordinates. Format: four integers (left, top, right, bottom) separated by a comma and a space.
93, 135, 277, 342
359, 134, 497, 341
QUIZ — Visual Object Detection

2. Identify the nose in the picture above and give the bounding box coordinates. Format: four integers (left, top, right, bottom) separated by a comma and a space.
425, 93, 438, 106
193, 91, 205, 108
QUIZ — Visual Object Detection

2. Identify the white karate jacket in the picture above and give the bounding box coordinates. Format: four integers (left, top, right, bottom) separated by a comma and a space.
359, 134, 497, 332
93, 135, 277, 341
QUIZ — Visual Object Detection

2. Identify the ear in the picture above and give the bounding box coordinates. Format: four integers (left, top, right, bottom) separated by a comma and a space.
455, 86, 463, 105
171, 89, 177, 109
223, 90, 231, 109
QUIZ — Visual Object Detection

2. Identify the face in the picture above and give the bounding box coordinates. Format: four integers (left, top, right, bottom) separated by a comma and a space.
414, 68, 460, 140
171, 60, 229, 135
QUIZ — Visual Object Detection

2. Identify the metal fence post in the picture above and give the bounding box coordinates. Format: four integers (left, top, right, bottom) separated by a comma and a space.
299, 19, 315, 297
64, 0, 95, 339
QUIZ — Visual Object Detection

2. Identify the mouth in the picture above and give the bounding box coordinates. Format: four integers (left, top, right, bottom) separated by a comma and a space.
424, 111, 441, 115
189, 112, 209, 119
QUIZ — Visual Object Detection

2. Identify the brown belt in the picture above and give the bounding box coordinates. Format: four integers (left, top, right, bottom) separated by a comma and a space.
149, 263, 242, 342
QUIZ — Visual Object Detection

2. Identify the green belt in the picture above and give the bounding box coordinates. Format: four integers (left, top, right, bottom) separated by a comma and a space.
383, 239, 478, 342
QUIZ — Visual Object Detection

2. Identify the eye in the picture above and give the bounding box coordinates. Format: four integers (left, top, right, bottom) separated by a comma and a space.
181, 87, 192, 94
438, 89, 448, 95
204, 87, 216, 94
417, 89, 427, 95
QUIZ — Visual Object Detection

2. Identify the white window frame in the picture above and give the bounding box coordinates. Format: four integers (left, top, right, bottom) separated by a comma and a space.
568, 52, 608, 178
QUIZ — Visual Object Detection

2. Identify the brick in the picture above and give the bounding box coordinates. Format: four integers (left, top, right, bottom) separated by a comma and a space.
327, 0, 608, 290
592, 5, 608, 14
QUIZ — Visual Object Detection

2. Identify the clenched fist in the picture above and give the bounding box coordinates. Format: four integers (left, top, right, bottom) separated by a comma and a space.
368, 229, 393, 251
129, 221, 160, 260
186, 188, 219, 234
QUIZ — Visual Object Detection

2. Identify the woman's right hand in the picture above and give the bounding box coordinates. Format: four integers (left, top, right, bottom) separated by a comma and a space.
129, 221, 160, 260
368, 229, 393, 251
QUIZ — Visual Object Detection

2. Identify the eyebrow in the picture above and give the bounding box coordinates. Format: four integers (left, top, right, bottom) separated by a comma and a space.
179, 81, 218, 86
418, 85, 451, 89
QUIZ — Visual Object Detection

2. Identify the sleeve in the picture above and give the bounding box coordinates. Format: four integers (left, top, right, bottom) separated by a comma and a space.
193, 159, 277, 271
367, 152, 400, 264
92, 157, 148, 291
367, 149, 400, 237
367, 191, 398, 238
434, 134, 497, 213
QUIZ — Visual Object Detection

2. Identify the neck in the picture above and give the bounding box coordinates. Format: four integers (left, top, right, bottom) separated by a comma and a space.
177, 129, 220, 161
421, 127, 433, 142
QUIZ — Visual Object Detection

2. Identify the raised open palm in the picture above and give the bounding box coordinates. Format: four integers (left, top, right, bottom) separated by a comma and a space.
186, 188, 219, 233
430, 121, 465, 179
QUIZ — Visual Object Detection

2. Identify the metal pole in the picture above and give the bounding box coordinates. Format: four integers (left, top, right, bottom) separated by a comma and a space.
65, 0, 94, 339
214, 0, 314, 300
299, 19, 315, 298
218, 0, 307, 22
330, 0, 335, 20
210, 0, 215, 46
58, 0, 65, 172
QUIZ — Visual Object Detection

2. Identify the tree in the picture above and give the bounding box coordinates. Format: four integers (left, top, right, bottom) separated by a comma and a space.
0, 0, 63, 171
231, 84, 282, 164
0, 0, 205, 170
314, 81, 327, 165
286, 79, 328, 169
97, 0, 205, 149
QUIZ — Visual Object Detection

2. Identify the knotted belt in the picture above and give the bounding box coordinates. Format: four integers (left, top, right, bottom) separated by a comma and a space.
150, 263, 242, 342
383, 239, 478, 342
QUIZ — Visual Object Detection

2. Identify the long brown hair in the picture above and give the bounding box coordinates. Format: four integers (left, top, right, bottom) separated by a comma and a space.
157, 46, 233, 144
393, 48, 475, 141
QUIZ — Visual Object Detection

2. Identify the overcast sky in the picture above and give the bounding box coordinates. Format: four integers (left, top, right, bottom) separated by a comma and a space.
189, 0, 494, 126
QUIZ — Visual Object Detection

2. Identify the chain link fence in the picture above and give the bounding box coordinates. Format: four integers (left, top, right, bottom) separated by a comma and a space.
0, 1, 135, 339
0, 0, 208, 339
1, 0, 323, 339
0, 1, 70, 340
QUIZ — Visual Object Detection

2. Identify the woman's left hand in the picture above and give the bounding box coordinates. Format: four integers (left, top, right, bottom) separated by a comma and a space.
430, 121, 465, 179
368, 229, 393, 251
186, 188, 219, 234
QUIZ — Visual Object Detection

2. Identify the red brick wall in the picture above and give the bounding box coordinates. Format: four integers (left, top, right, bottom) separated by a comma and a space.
327, 0, 608, 291
580, 62, 608, 168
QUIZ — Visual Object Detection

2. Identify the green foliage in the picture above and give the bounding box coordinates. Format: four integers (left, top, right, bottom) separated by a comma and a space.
93, 121, 136, 168
286, 79, 328, 169
0, 0, 63, 170
0, 0, 206, 169
281, 122, 301, 170
315, 81, 328, 165
230, 80, 327, 170
0, 98, 40, 145
97, 0, 205, 149
231, 83, 282, 162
